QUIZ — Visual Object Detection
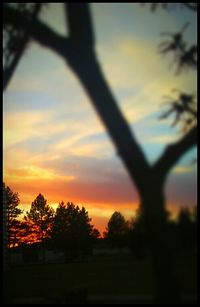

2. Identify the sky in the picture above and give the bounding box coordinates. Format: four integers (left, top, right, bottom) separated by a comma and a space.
3, 3, 197, 235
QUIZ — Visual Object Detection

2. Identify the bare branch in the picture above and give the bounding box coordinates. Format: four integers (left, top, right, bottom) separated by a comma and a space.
153, 126, 197, 179
62, 4, 150, 193
183, 3, 197, 11
3, 4, 42, 90
3, 5, 67, 58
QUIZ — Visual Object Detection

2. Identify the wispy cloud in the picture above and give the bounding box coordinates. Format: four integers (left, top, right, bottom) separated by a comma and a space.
172, 165, 194, 174
147, 134, 179, 145
4, 166, 75, 183
97, 35, 196, 128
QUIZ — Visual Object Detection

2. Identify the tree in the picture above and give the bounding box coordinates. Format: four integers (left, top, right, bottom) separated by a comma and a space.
51, 201, 98, 260
24, 193, 54, 262
3, 183, 23, 249
127, 207, 149, 259
3, 3, 197, 303
177, 206, 197, 252
104, 211, 128, 249
90, 227, 101, 243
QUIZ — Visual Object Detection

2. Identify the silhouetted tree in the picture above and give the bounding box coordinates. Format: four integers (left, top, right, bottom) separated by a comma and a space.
51, 201, 97, 260
3, 183, 23, 250
3, 3, 197, 303
127, 208, 149, 259
17, 218, 41, 246
104, 211, 129, 250
177, 206, 197, 252
24, 193, 54, 262
191, 206, 197, 251
90, 227, 101, 241
128, 207, 179, 259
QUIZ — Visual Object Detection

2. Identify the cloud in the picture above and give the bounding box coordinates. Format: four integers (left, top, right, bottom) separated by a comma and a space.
172, 165, 194, 174
95, 34, 196, 130
4, 155, 139, 204
3, 106, 109, 158
4, 166, 75, 183
70, 141, 111, 158
147, 134, 179, 145
3, 111, 44, 146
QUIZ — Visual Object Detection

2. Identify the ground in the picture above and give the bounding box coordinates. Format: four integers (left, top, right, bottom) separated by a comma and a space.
4, 253, 197, 304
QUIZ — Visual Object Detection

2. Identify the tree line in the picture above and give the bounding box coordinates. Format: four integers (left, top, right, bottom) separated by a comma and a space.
3, 183, 100, 262
3, 183, 197, 262
104, 208, 197, 259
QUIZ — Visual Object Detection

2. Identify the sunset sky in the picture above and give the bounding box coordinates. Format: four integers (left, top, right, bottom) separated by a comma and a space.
3, 3, 197, 234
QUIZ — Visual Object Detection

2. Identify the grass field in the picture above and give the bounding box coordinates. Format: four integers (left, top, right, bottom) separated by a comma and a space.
4, 253, 197, 304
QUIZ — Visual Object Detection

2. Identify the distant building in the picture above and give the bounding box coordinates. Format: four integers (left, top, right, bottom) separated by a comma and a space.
10, 245, 65, 264
9, 239, 133, 265
92, 239, 131, 256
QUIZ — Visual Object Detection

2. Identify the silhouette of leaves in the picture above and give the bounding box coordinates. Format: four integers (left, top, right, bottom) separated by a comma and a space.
142, 3, 197, 12
159, 23, 189, 55
159, 90, 197, 132
159, 23, 197, 74
3, 3, 44, 90
175, 45, 197, 74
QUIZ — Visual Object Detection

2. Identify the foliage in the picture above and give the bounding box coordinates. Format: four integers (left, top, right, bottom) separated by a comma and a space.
51, 201, 99, 259
142, 3, 197, 13
127, 205, 197, 257
104, 211, 129, 248
157, 9, 197, 133
176, 206, 197, 251
3, 182, 23, 248
160, 90, 197, 133
24, 193, 54, 243
127, 207, 149, 258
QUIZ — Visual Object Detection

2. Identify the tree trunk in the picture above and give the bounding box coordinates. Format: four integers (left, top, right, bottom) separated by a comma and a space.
66, 49, 150, 195
41, 240, 46, 263
141, 186, 181, 304
41, 231, 46, 263
67, 51, 182, 303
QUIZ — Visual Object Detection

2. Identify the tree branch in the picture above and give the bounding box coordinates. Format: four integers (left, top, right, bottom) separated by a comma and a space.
3, 5, 67, 57
3, 4, 42, 91
65, 3, 94, 46
183, 3, 197, 11
60, 4, 150, 193
153, 126, 197, 179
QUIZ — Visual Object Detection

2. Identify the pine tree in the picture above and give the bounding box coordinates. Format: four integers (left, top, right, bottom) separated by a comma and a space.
52, 202, 97, 260
24, 193, 54, 262
3, 183, 23, 249
104, 211, 128, 249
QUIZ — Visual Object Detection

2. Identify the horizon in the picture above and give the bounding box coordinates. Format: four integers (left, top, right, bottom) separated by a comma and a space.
4, 185, 196, 237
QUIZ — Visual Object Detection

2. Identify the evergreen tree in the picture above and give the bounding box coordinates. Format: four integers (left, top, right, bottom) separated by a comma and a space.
52, 202, 98, 260
3, 183, 23, 249
104, 211, 128, 249
177, 206, 196, 251
24, 193, 54, 262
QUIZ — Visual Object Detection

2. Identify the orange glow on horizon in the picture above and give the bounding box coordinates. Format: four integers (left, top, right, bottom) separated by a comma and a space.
5, 168, 186, 238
